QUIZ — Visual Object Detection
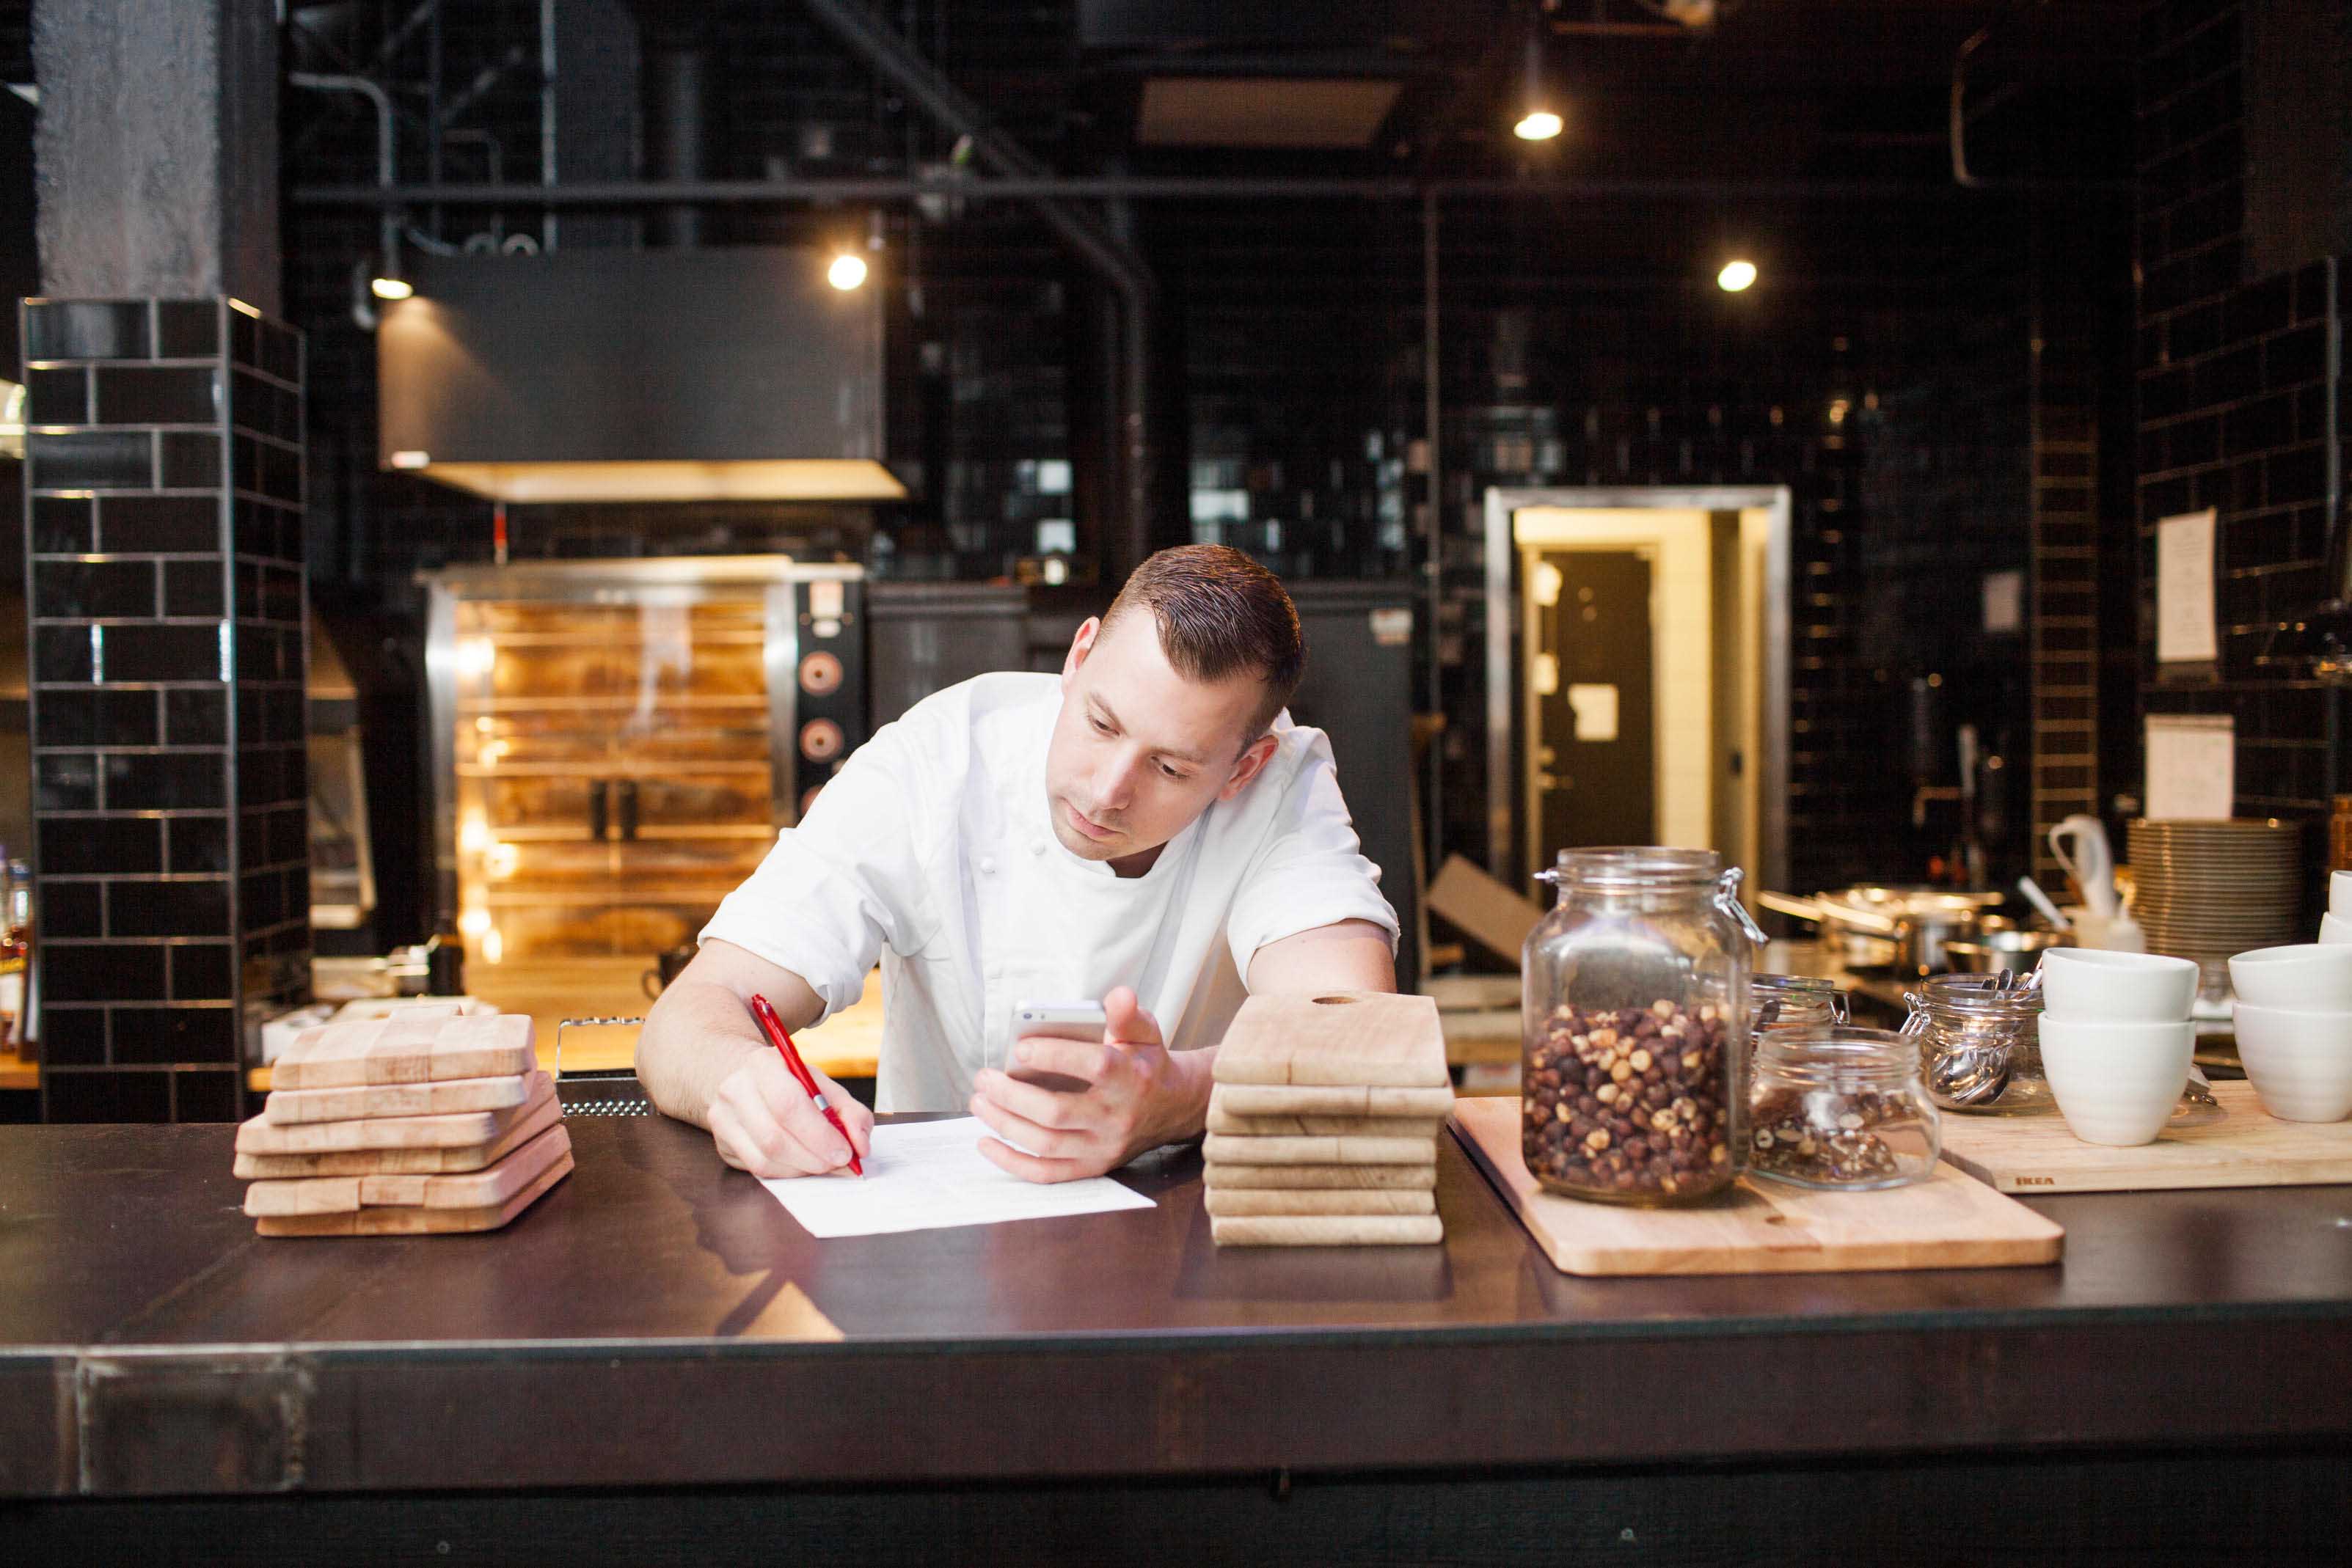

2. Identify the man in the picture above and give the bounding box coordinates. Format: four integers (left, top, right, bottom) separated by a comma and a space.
636, 545, 1399, 1183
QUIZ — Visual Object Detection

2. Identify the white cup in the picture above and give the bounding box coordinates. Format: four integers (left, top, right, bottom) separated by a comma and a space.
2228, 945, 2352, 1010
2332, 870, 2352, 917
2038, 1016, 2196, 1146
2036, 948, 2199, 1021
2323, 912, 2352, 946
2232, 1001, 2352, 1122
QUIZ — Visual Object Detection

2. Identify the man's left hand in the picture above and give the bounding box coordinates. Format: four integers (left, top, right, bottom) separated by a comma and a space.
968, 986, 1208, 1182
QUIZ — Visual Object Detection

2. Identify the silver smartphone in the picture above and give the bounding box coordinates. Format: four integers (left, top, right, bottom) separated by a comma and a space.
1007, 1000, 1107, 1091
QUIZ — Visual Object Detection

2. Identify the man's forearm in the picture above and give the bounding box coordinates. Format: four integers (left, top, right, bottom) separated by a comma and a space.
635, 960, 827, 1129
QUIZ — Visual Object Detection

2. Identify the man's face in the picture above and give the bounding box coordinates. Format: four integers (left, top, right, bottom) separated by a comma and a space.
1044, 615, 1278, 868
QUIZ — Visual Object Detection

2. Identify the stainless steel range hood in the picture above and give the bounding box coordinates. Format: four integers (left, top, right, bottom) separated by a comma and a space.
376, 247, 905, 505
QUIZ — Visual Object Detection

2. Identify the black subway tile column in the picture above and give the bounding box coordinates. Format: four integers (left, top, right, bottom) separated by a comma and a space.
19, 297, 311, 1124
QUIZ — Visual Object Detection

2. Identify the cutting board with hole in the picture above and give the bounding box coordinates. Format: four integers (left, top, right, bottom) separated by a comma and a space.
1938, 1080, 2352, 1193
271, 1012, 533, 1091
1451, 1096, 2062, 1276
1213, 992, 1447, 1087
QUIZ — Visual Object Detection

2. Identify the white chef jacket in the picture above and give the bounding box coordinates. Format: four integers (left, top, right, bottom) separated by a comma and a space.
700, 671, 1399, 1113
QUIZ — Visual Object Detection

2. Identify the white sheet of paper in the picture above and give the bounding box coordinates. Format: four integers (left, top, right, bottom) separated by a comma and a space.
2156, 508, 2218, 663
759, 1116, 1156, 1239
2144, 714, 2235, 820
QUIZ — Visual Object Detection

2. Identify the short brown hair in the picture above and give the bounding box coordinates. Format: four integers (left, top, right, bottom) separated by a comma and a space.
1100, 545, 1306, 739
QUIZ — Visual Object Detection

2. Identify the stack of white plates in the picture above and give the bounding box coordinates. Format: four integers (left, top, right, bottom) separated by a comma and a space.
2129, 818, 2306, 992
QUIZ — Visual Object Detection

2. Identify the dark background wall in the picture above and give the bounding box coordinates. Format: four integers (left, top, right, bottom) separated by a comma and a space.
2, 1, 2161, 937
2136, 0, 2351, 913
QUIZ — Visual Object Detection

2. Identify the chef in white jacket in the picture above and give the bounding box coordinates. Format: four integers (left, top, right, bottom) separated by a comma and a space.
636, 545, 1400, 1184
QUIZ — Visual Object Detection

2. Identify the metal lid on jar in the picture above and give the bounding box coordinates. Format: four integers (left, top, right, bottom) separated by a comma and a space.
1539, 846, 1723, 890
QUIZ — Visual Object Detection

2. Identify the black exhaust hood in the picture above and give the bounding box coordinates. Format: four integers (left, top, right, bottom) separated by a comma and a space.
376, 246, 904, 504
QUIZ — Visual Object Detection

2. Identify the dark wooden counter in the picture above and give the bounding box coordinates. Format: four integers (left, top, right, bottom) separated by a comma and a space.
7, 1109, 2352, 1561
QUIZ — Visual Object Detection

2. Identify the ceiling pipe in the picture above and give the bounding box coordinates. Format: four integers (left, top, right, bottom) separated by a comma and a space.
645, 34, 711, 247
288, 72, 403, 323
794, 0, 1156, 578
293, 173, 2115, 205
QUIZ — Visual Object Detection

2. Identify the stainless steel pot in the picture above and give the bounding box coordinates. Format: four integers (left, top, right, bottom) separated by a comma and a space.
1757, 885, 2005, 975
1941, 928, 2070, 974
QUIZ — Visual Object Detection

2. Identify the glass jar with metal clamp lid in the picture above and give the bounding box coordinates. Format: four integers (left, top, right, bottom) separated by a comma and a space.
1749, 1025, 1941, 1190
1752, 972, 1848, 1035
1904, 973, 2050, 1115
1522, 849, 1768, 1205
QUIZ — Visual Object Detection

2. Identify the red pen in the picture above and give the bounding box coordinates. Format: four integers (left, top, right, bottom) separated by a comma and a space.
748, 992, 863, 1176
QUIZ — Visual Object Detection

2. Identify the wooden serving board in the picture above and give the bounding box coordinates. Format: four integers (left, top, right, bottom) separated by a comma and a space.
1938, 1079, 2352, 1193
235, 1072, 553, 1154
1213, 992, 1447, 1088
1209, 1214, 1444, 1247
262, 1069, 534, 1125
272, 1011, 533, 1091
233, 1092, 561, 1179
1204, 1162, 1438, 1191
244, 1125, 574, 1217
1201, 1133, 1439, 1166
255, 1149, 574, 1237
1212, 1084, 1458, 1118
1452, 1096, 2062, 1277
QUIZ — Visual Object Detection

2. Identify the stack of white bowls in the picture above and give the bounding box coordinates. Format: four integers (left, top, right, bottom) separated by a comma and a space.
2319, 871, 2352, 945
2035, 949, 2202, 1146
2228, 945, 2352, 1122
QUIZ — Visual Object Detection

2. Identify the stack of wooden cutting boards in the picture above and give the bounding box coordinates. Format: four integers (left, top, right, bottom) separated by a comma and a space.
235, 1007, 573, 1237
1203, 991, 1450, 1246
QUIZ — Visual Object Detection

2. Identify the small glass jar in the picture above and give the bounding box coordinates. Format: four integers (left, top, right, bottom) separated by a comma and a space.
1752, 972, 1848, 1034
1905, 975, 2050, 1115
1748, 1026, 1941, 1190
1522, 847, 1762, 1206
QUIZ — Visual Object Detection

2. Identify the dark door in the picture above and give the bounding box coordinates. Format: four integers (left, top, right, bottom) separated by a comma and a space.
1533, 549, 1656, 865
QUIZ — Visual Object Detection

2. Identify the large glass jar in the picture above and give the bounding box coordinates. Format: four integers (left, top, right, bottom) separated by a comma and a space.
1522, 848, 1761, 1205
1904, 975, 2050, 1115
1752, 972, 1847, 1034
1749, 1027, 1942, 1190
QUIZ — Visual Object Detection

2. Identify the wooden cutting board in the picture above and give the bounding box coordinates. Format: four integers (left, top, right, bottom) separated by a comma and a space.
255, 1148, 574, 1237
233, 1091, 562, 1179
1203, 1187, 1436, 1217
1452, 1096, 2062, 1277
271, 1011, 533, 1091
1213, 1083, 1458, 1118
1204, 1162, 1439, 1190
1209, 1214, 1444, 1247
1213, 992, 1447, 1088
1938, 1080, 2352, 1193
262, 1068, 534, 1125
235, 1072, 553, 1154
1201, 1133, 1439, 1166
1205, 1109, 1445, 1138
244, 1125, 573, 1217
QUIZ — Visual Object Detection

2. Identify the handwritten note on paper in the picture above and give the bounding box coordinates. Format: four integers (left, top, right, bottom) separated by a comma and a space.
760, 1117, 1155, 1239
2144, 714, 2235, 821
2157, 508, 2219, 664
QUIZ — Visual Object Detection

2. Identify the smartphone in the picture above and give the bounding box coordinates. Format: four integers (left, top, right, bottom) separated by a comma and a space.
1007, 1000, 1107, 1092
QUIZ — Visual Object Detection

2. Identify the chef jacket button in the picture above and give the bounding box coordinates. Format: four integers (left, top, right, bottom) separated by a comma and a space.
979, 855, 998, 875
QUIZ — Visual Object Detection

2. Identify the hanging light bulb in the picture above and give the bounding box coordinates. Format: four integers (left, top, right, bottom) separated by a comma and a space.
828, 252, 869, 290
1717, 258, 1758, 293
1514, 27, 1562, 141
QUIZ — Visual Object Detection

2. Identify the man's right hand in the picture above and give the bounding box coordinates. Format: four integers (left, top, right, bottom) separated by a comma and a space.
705, 1045, 874, 1179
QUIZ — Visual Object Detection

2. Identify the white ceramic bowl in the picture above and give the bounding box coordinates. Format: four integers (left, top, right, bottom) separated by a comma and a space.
2037, 1016, 2196, 1146
2036, 948, 2200, 1022
2332, 870, 2352, 918
2229, 945, 2352, 1010
2322, 912, 2352, 946
2232, 1002, 2352, 1122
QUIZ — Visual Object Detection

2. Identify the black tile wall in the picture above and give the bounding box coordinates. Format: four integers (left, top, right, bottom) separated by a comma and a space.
2135, 0, 2344, 920
20, 297, 312, 1121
